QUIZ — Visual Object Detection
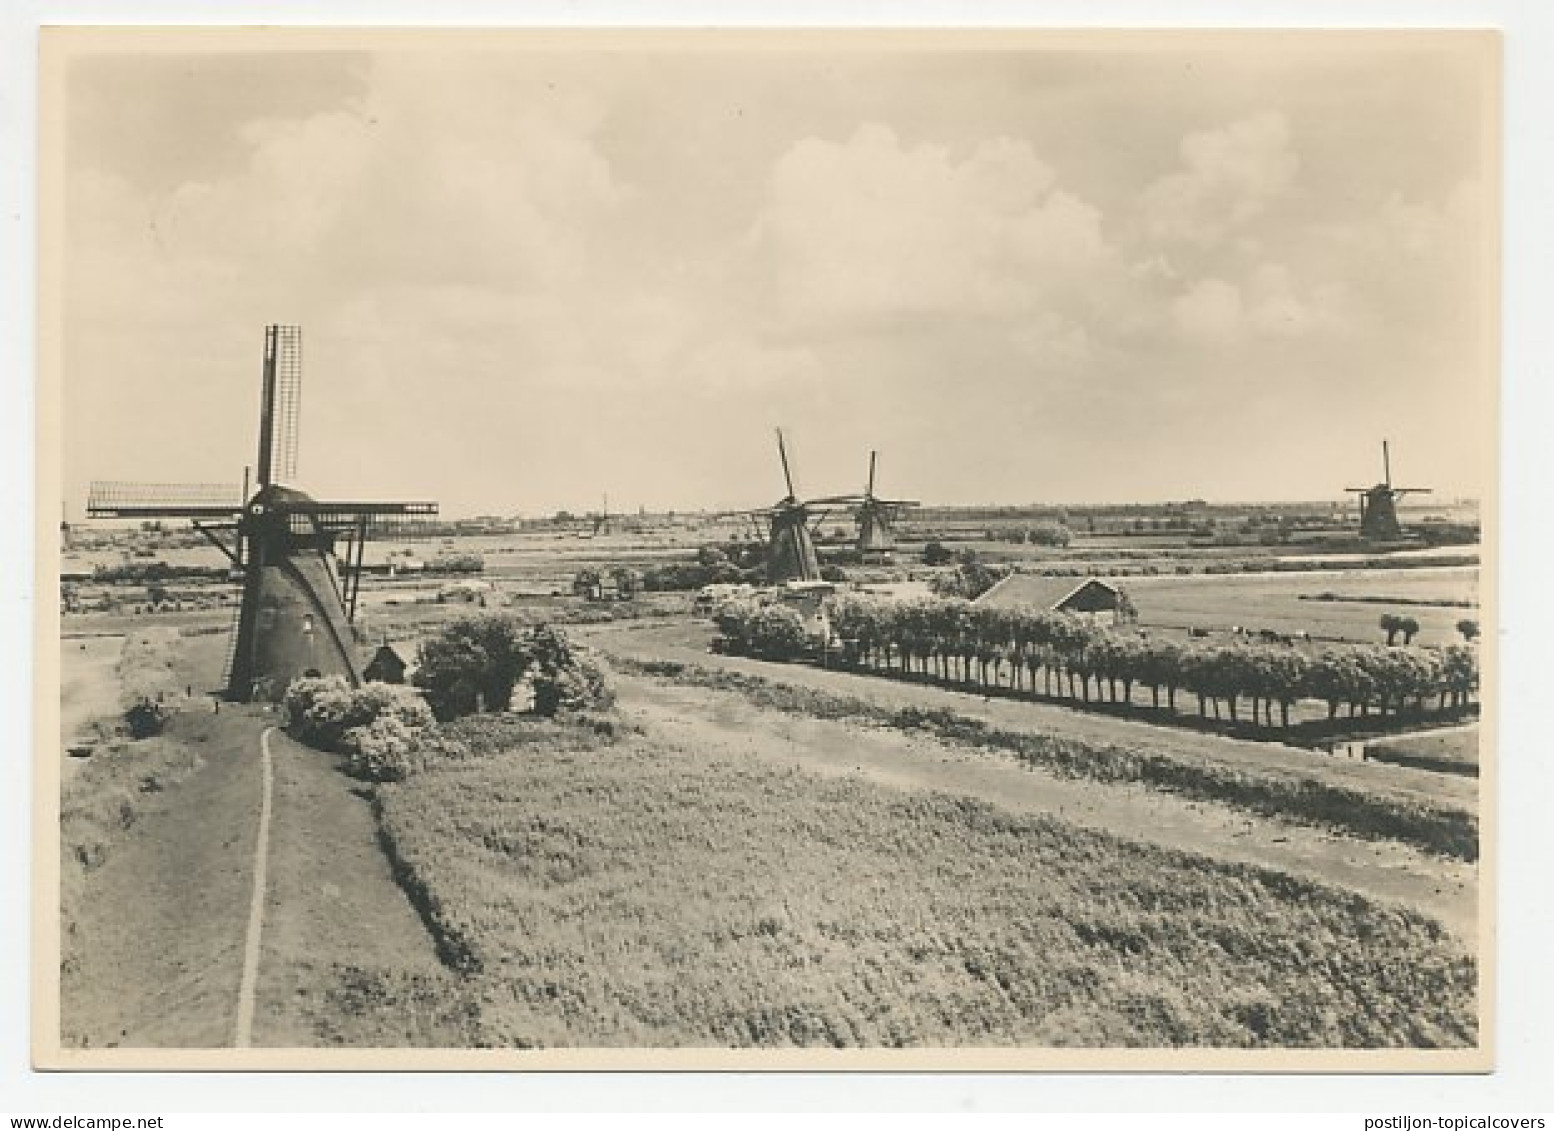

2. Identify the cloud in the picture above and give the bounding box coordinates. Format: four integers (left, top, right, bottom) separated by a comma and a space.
1170, 264, 1342, 343
1140, 112, 1298, 247
757, 123, 1112, 327
1172, 278, 1244, 340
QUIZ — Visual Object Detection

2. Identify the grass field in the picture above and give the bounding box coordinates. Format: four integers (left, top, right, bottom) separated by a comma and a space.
1123, 567, 1478, 646
371, 713, 1476, 1049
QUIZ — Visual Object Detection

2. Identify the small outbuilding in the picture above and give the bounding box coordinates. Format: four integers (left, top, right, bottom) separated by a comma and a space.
363, 643, 408, 685
973, 574, 1134, 625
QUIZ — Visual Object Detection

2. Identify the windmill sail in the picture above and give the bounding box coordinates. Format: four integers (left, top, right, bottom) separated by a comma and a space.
86, 480, 244, 519
259, 324, 303, 486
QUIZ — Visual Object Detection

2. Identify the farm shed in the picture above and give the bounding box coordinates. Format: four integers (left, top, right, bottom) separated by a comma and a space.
363, 643, 408, 684
974, 574, 1133, 624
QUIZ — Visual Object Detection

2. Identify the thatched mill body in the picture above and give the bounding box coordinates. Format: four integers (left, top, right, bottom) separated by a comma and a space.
88, 326, 438, 701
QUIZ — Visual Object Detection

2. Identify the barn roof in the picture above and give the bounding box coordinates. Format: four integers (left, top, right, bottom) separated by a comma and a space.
973, 573, 1122, 612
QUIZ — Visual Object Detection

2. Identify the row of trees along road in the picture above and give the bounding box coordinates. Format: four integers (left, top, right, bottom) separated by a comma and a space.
810, 593, 1478, 730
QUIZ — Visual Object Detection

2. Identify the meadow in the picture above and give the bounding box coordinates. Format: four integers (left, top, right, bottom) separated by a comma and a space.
1122, 567, 1478, 646
371, 713, 1476, 1049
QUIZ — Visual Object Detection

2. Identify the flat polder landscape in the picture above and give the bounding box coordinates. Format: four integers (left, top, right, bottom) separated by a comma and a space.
57, 512, 1482, 1051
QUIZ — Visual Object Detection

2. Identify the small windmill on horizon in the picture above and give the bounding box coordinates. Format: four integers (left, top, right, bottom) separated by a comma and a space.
87, 325, 439, 701
853, 450, 918, 563
731, 429, 872, 584
1346, 439, 1431, 541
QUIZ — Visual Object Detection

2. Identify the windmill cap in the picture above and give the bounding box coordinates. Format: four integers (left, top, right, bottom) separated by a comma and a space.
248, 482, 319, 512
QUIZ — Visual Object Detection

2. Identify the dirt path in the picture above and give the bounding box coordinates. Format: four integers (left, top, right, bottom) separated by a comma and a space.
616, 672, 1479, 943
587, 621, 1477, 814
250, 727, 447, 1046
61, 706, 448, 1048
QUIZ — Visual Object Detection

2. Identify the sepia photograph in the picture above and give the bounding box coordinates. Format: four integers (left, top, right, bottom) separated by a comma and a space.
35, 26, 1498, 1070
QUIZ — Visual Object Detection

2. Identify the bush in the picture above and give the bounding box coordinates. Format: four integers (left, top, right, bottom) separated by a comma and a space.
1027, 522, 1073, 548
922, 541, 954, 566
428, 552, 484, 575
285, 675, 434, 776
533, 650, 617, 718
747, 605, 809, 660
284, 675, 360, 748
342, 715, 422, 782
124, 697, 168, 739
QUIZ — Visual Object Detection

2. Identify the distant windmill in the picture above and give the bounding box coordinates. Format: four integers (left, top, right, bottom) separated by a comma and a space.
591, 493, 614, 537
736, 429, 865, 584
854, 450, 919, 562
1346, 440, 1431, 541
87, 325, 439, 701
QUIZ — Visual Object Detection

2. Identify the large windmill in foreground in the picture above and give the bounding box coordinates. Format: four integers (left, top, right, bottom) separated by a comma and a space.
854, 450, 918, 563
88, 325, 438, 701
736, 430, 866, 584
1346, 440, 1431, 541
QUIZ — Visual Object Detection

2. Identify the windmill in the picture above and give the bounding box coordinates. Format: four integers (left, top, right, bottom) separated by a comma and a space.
854, 450, 919, 562
1345, 440, 1431, 541
732, 429, 868, 584
591, 493, 614, 537
87, 325, 438, 702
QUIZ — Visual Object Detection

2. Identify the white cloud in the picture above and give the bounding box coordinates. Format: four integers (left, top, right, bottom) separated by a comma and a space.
1170, 262, 1343, 344
758, 123, 1111, 326
1141, 112, 1298, 247
1172, 277, 1244, 340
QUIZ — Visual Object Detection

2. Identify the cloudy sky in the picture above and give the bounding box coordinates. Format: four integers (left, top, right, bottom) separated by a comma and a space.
56, 31, 1497, 518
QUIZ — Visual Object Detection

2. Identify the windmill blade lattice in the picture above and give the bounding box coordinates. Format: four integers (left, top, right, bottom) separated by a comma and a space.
86, 480, 244, 519
258, 324, 304, 486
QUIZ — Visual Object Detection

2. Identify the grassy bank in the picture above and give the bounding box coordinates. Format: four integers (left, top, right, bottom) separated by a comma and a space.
369, 712, 1476, 1048
616, 657, 1477, 862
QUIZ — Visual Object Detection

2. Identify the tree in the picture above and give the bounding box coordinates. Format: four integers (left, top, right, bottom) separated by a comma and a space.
1398, 616, 1421, 645
1456, 618, 1480, 643
928, 561, 1007, 600
610, 566, 641, 598
524, 625, 615, 716
922, 541, 954, 566
748, 605, 810, 660
1379, 613, 1403, 646
572, 567, 601, 597
414, 613, 529, 719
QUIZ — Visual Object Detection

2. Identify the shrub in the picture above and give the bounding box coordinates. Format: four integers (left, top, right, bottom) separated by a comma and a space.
532, 650, 617, 718
428, 552, 484, 575
747, 605, 809, 660
284, 675, 361, 748
342, 715, 422, 782
1027, 522, 1072, 548
285, 675, 435, 777
123, 697, 167, 739
922, 541, 954, 566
